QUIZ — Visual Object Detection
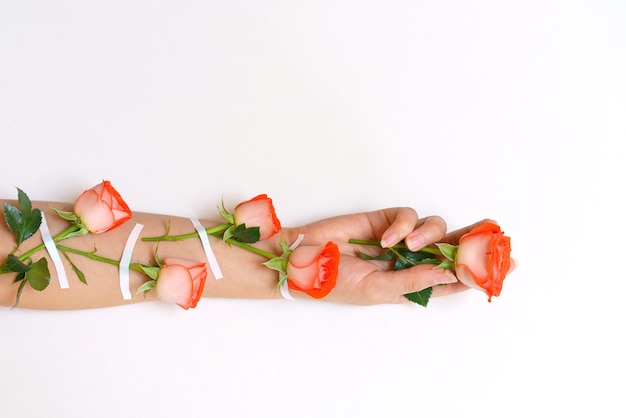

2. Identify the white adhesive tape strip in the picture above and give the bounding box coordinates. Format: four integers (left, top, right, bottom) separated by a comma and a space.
280, 281, 295, 300
119, 223, 144, 300
40, 212, 69, 289
190, 218, 223, 280
289, 234, 305, 250
280, 233, 305, 301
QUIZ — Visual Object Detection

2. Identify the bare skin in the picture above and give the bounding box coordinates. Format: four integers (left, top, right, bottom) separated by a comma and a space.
0, 200, 473, 310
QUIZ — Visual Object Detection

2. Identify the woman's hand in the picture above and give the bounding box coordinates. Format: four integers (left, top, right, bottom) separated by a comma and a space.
285, 208, 479, 305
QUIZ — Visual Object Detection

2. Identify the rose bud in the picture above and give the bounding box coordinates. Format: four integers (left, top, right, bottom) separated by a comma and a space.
233, 194, 281, 240
74, 180, 132, 234
155, 258, 208, 310
287, 241, 340, 299
454, 222, 512, 301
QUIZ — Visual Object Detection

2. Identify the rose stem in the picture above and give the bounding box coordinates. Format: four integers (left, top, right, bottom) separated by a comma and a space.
347, 238, 442, 256
18, 224, 81, 262
56, 245, 145, 273
142, 223, 231, 242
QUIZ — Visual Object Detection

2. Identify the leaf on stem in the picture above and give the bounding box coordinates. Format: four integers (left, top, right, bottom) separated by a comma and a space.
3, 254, 31, 273
404, 287, 433, 307
219, 200, 235, 224
60, 250, 87, 284
136, 280, 156, 294
435, 243, 458, 261
50, 208, 78, 222
264, 257, 287, 273
357, 250, 395, 261
12, 279, 28, 309
3, 188, 42, 246
231, 224, 260, 243
25, 258, 50, 291
139, 265, 160, 281
392, 248, 440, 308
393, 248, 440, 270
9, 257, 51, 308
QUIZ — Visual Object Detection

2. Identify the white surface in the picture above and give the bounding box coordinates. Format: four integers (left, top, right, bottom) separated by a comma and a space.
1, 1, 624, 417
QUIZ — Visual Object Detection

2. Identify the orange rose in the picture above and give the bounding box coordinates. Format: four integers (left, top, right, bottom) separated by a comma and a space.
233, 194, 281, 240
74, 180, 132, 234
155, 258, 208, 309
455, 222, 512, 301
287, 241, 339, 299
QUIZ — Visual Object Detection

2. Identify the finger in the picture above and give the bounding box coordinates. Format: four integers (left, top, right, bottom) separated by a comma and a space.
404, 215, 447, 251
431, 281, 470, 298
440, 218, 496, 245
388, 280, 468, 303
374, 264, 458, 303
380, 207, 419, 248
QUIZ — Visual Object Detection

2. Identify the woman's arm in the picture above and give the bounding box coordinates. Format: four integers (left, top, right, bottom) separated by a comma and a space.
1, 200, 467, 310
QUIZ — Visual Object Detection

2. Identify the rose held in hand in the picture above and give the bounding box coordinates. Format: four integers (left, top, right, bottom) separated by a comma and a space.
287, 241, 340, 299
74, 180, 132, 234
233, 194, 281, 240
454, 222, 512, 301
155, 258, 208, 309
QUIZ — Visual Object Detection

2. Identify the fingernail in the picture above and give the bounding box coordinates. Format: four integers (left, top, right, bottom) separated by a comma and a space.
406, 234, 425, 251
433, 270, 458, 285
381, 233, 398, 248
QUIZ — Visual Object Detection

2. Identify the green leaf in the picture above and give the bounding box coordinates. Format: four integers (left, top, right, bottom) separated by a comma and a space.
61, 251, 87, 284
22, 208, 42, 242
231, 224, 260, 243
219, 201, 235, 224
136, 280, 156, 294
13, 272, 26, 284
12, 279, 28, 309
276, 271, 288, 289
17, 188, 32, 214
3, 254, 31, 273
279, 239, 291, 255
222, 225, 235, 242
17, 188, 42, 242
4, 203, 22, 237
3, 189, 43, 246
404, 287, 433, 307
389, 247, 440, 308
60, 226, 88, 240
436, 243, 458, 261
393, 248, 440, 270
436, 260, 455, 270
358, 250, 395, 261
50, 207, 79, 222
71, 264, 87, 284
25, 258, 50, 291
264, 257, 287, 273
140, 265, 160, 281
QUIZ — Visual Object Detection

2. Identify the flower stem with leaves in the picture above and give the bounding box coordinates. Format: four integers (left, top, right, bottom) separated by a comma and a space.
348, 238, 459, 307
0, 189, 51, 307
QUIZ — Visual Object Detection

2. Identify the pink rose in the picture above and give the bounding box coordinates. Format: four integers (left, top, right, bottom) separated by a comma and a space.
233, 194, 281, 240
287, 241, 340, 299
155, 258, 208, 309
74, 180, 132, 234
455, 222, 512, 302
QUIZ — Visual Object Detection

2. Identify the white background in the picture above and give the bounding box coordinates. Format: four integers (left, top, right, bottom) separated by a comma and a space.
1, 1, 624, 417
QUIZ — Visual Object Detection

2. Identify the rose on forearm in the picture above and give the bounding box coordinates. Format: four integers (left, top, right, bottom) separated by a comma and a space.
73, 180, 132, 234
154, 258, 208, 310
1, 181, 134, 307
232, 194, 281, 241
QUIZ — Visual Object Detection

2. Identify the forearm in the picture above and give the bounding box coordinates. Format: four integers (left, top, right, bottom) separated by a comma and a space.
2, 193, 506, 309
0, 201, 288, 310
